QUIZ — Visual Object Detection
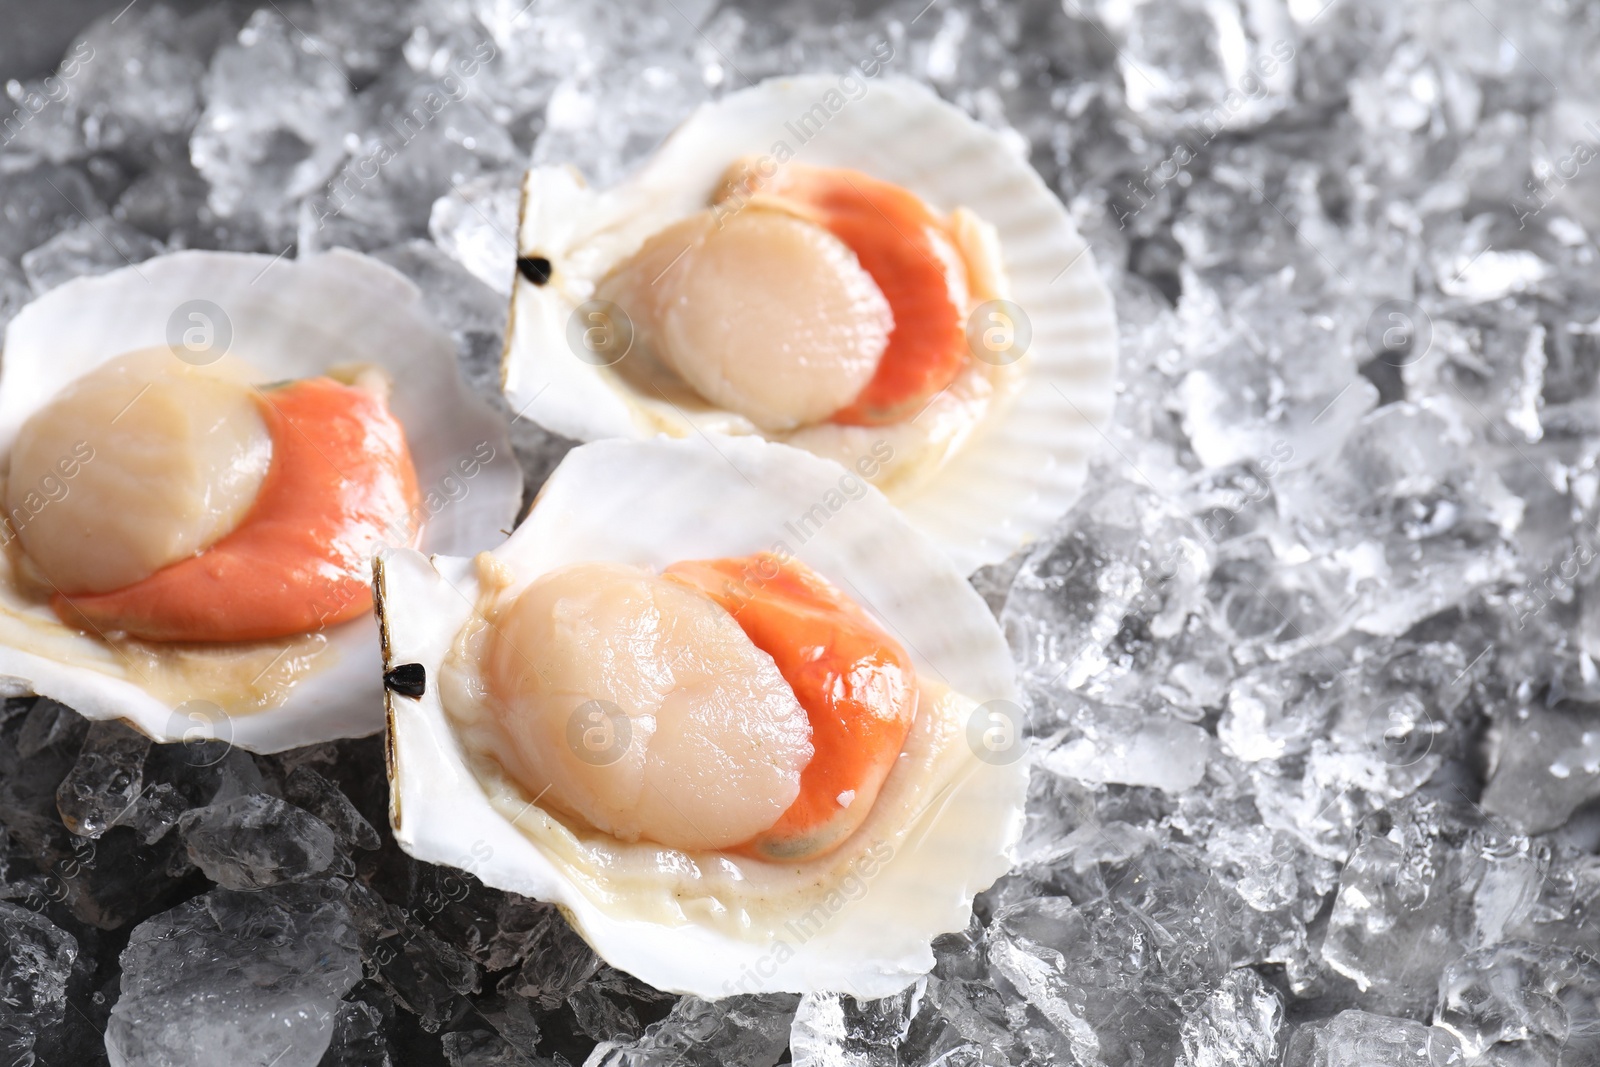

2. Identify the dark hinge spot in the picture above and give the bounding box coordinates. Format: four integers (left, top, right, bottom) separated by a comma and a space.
384, 662, 427, 699
517, 256, 553, 285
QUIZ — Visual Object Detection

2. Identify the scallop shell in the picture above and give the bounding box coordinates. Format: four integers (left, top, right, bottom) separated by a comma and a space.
377, 435, 1026, 997
503, 74, 1118, 574
0, 249, 521, 752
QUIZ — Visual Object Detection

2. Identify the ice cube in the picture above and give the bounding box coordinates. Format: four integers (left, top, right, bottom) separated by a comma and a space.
112, 158, 210, 244
987, 877, 1233, 1067
285, 766, 381, 852
190, 9, 355, 247
1322, 798, 1548, 1014
1175, 968, 1283, 1067
179, 793, 342, 890
1436, 940, 1600, 1063
54, 717, 149, 840
518, 0, 715, 190
342, 876, 481, 1031
428, 171, 521, 295
1090, 0, 1295, 133
1281, 1010, 1463, 1067
416, 878, 556, 972
0, 900, 78, 1063
106, 882, 362, 1067
1037, 695, 1211, 793
1275, 403, 1524, 637
371, 238, 508, 406
1001, 479, 1210, 708
311, 0, 416, 82
0, 257, 29, 334
1481, 703, 1600, 834
300, 69, 519, 254
317, 989, 395, 1066
569, 984, 641, 1044
501, 905, 603, 1010
71, 4, 206, 158
1219, 652, 1346, 763
0, 75, 86, 166
20, 216, 163, 291
441, 1028, 546, 1066
1, 804, 190, 931
0, 163, 102, 264
589, 994, 796, 1067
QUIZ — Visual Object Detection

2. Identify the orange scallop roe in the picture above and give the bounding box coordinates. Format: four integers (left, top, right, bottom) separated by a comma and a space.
721, 161, 972, 426
665, 551, 918, 861
54, 377, 420, 643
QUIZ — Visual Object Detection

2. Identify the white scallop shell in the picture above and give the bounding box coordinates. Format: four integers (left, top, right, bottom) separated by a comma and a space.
504, 74, 1118, 574
377, 435, 1026, 997
0, 249, 521, 752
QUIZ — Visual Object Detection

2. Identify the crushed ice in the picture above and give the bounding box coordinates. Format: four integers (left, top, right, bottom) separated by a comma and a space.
2, 0, 1599, 1062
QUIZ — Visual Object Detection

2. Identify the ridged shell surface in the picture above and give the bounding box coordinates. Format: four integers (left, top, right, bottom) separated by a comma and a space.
504, 74, 1118, 574
378, 435, 1027, 997
0, 249, 521, 752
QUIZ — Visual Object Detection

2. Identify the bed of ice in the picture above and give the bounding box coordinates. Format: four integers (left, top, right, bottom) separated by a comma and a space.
2, 0, 1599, 1063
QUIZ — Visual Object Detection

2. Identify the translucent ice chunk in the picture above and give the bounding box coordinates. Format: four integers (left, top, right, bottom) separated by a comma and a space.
428, 172, 521, 295
300, 70, 519, 254
0, 258, 30, 334
1281, 1010, 1463, 1067
190, 9, 354, 246
20, 215, 163, 291
1436, 940, 1600, 1063
790, 985, 929, 1067
372, 238, 508, 405
178, 793, 341, 890
1090, 0, 1296, 133
1038, 699, 1211, 792
1175, 968, 1283, 1067
0, 901, 78, 1062
55, 718, 150, 838
987, 887, 1231, 1066
71, 4, 206, 157
105, 883, 362, 1067
284, 766, 381, 852
0, 163, 102, 264
1482, 703, 1600, 834
1322, 798, 1548, 1013
589, 994, 796, 1067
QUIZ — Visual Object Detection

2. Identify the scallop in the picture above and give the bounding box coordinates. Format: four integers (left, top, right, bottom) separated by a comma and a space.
476, 560, 814, 851
376, 435, 1026, 997
9, 349, 272, 595
503, 75, 1118, 573
0, 249, 520, 752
